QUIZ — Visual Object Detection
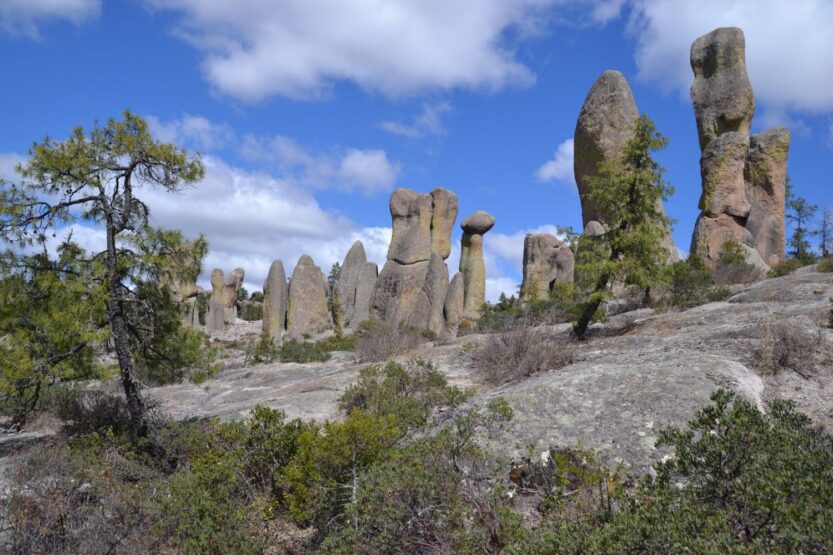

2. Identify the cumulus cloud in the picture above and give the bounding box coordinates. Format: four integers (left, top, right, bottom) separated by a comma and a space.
535, 138, 575, 185
146, 114, 235, 152
140, 0, 576, 101
0, 153, 26, 182
627, 0, 833, 114
380, 101, 452, 138
240, 134, 401, 196
0, 0, 100, 38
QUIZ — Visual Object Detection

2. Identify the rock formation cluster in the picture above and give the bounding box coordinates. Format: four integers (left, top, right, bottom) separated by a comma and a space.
520, 233, 574, 303
688, 27, 790, 269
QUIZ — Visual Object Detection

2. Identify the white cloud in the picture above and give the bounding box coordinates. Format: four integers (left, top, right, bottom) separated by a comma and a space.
0, 153, 26, 182
535, 138, 575, 185
380, 101, 452, 138
627, 0, 833, 114
140, 0, 572, 101
240, 134, 401, 196
140, 156, 392, 293
0, 0, 100, 38
146, 114, 235, 152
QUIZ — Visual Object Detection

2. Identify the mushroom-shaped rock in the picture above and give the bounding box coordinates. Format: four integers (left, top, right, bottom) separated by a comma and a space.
521, 233, 575, 303
286, 255, 332, 339
262, 260, 288, 341
205, 268, 226, 332
430, 188, 458, 260
459, 211, 495, 321
690, 27, 755, 150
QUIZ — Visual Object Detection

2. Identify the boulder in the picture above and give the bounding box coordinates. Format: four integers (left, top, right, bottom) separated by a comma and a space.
690, 27, 755, 150
584, 220, 605, 237
262, 260, 288, 341
459, 211, 495, 321
520, 233, 575, 303
745, 128, 790, 267
444, 272, 465, 335
352, 262, 378, 327
690, 213, 753, 267
336, 241, 368, 327
370, 259, 431, 329
574, 70, 639, 227
286, 256, 332, 339
223, 267, 245, 322
388, 188, 433, 265
205, 268, 226, 332
430, 188, 458, 260
423, 253, 450, 336
699, 132, 751, 218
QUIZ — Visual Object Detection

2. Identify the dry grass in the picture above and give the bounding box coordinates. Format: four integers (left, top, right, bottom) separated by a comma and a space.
470, 324, 573, 385
354, 321, 428, 363
749, 318, 827, 379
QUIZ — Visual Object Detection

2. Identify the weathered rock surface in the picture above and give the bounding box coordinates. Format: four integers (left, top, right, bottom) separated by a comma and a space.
444, 272, 465, 335
223, 267, 245, 322
205, 268, 226, 332
149, 269, 833, 475
690, 27, 755, 150
574, 70, 639, 227
370, 260, 431, 329
521, 233, 575, 302
388, 188, 433, 265
584, 220, 605, 237
745, 128, 791, 267
691, 213, 753, 264
698, 132, 751, 218
424, 253, 450, 336
352, 262, 378, 326
286, 256, 332, 339
460, 211, 495, 321
262, 260, 288, 341
336, 241, 368, 328
430, 188, 458, 260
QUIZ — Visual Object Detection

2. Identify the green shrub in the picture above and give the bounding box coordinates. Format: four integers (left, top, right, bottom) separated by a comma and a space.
279, 339, 332, 363
705, 285, 732, 302
666, 256, 714, 308
817, 256, 833, 272
354, 320, 427, 362
339, 359, 469, 430
250, 333, 279, 364
768, 258, 804, 277
718, 240, 746, 266
238, 300, 263, 321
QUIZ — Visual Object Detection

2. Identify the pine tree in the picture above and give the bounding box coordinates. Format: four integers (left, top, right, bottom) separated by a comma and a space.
786, 179, 818, 262
572, 115, 673, 338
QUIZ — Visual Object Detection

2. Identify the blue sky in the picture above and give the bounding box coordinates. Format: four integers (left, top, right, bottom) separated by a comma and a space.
1, 0, 832, 299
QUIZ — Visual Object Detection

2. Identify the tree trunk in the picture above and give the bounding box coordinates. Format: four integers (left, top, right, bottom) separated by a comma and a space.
105, 223, 149, 437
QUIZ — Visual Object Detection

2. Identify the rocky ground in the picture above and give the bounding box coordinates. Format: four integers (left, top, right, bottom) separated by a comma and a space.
4, 267, 832, 480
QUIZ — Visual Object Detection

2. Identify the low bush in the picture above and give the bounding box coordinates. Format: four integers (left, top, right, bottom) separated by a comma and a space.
53, 389, 136, 437
354, 320, 427, 362
279, 339, 332, 363
238, 300, 263, 321
470, 324, 573, 385
749, 318, 824, 378
767, 258, 805, 278
478, 283, 578, 332
666, 256, 713, 308
817, 256, 833, 273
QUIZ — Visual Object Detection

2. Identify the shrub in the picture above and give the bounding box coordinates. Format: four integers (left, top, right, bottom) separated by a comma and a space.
470, 325, 573, 385
250, 333, 279, 364
279, 339, 332, 363
817, 256, 833, 273
718, 240, 746, 266
339, 359, 469, 430
749, 318, 824, 378
53, 389, 136, 437
478, 282, 577, 332
354, 320, 426, 362
666, 256, 714, 308
767, 258, 804, 278
238, 300, 263, 321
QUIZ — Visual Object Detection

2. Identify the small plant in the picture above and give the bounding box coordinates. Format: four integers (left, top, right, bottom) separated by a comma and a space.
749, 318, 823, 378
250, 333, 279, 364
767, 258, 805, 278
279, 339, 332, 363
354, 320, 426, 362
666, 256, 714, 308
470, 324, 573, 385
817, 257, 833, 273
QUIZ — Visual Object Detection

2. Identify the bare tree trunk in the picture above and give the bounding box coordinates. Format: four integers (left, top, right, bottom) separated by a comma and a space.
105, 223, 149, 437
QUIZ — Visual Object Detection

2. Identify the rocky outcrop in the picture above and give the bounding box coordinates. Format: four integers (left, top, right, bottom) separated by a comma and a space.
388, 189, 433, 265
520, 233, 575, 303
574, 70, 676, 261
205, 268, 226, 332
689, 27, 789, 269
262, 260, 288, 342
371, 188, 460, 331
430, 188, 458, 260
286, 256, 332, 339
745, 128, 791, 267
444, 272, 465, 335
352, 262, 378, 326
574, 70, 639, 227
336, 241, 368, 328
424, 253, 450, 336
460, 211, 495, 321
222, 268, 245, 322
690, 27, 755, 150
